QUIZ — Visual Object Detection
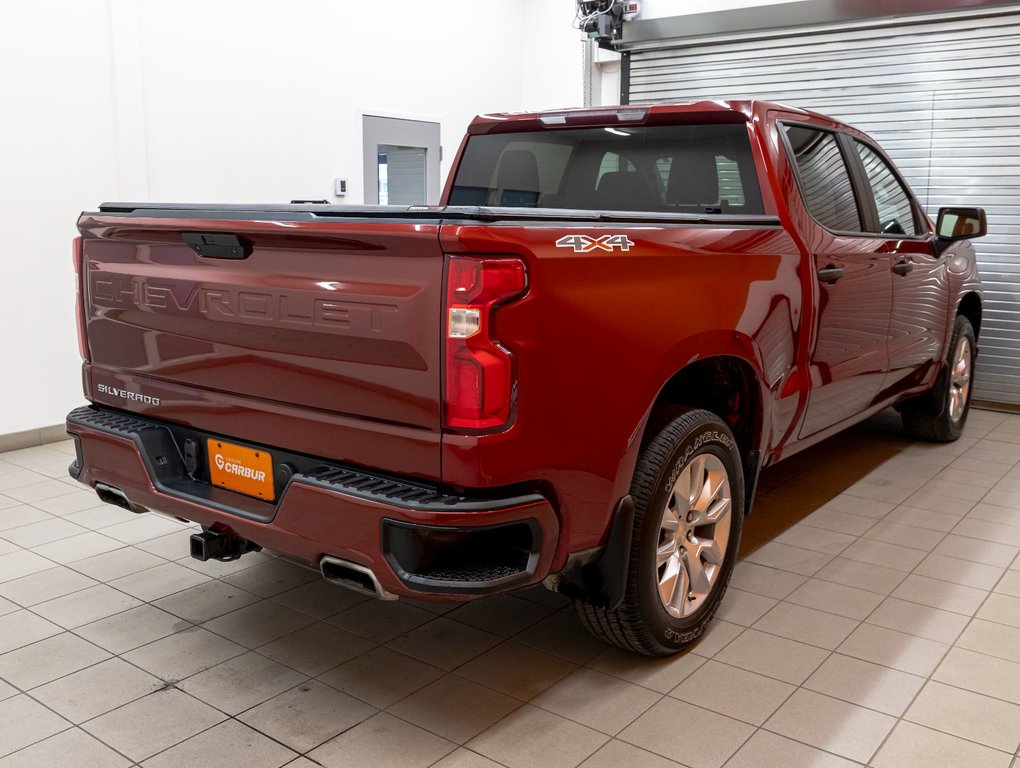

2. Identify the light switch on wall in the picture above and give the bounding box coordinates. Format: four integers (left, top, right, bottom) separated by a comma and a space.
334, 177, 348, 196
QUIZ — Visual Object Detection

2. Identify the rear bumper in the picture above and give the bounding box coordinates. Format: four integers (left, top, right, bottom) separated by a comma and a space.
66, 405, 560, 600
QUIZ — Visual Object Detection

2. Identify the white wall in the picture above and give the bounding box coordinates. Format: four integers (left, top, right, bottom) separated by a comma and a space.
522, 0, 585, 111
133, 0, 582, 204
0, 1, 119, 436
0, 0, 581, 436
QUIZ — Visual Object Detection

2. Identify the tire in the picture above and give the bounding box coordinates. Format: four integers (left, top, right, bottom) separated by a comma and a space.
576, 409, 744, 656
902, 315, 976, 443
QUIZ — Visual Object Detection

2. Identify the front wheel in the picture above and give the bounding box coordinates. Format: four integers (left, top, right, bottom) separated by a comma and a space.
902, 315, 976, 442
576, 409, 743, 656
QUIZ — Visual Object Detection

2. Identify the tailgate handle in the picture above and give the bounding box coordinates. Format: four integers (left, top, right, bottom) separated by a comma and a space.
182, 232, 252, 259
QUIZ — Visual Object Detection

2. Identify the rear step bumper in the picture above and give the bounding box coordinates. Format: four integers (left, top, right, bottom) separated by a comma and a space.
66, 405, 560, 600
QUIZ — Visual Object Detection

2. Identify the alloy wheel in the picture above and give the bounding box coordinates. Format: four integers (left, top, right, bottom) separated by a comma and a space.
655, 454, 732, 618
948, 335, 972, 423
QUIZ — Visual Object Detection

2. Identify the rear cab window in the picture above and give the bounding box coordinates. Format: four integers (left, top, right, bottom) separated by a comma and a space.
448, 123, 765, 215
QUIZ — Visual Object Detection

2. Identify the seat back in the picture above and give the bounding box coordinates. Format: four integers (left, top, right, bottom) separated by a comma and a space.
495, 149, 541, 207
596, 171, 661, 210
667, 147, 720, 208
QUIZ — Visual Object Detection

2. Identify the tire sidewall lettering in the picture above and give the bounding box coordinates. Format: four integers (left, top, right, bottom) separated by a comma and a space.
666, 430, 735, 489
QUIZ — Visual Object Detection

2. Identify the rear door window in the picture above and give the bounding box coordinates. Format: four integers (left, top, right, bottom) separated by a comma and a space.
782, 124, 863, 233
855, 142, 923, 236
448, 123, 765, 214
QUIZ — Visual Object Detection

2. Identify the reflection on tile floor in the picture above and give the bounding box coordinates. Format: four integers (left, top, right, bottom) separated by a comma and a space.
0, 408, 1019, 767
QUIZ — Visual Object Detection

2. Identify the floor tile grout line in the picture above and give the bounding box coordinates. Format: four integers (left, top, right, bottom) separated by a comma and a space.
525, 675, 664, 739
702, 656, 808, 768
292, 599, 706, 760
724, 725, 873, 767
86, 699, 298, 766
0, 489, 94, 509
959, 610, 1020, 636
726, 420, 1019, 765
0, 558, 357, 716
6, 570, 212, 652
36, 624, 388, 765
734, 599, 942, 664
5, 426, 1020, 766
0, 593, 153, 766
1, 530, 306, 642
895, 716, 1020, 758
657, 632, 1020, 730
0, 530, 174, 588
0, 722, 139, 766
0, 509, 159, 550
425, 743, 516, 768
3, 541, 183, 587
242, 596, 540, 717
846, 472, 1020, 764
8, 520, 987, 736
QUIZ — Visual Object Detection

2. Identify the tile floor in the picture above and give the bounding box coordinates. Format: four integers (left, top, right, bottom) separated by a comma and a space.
0, 408, 1019, 767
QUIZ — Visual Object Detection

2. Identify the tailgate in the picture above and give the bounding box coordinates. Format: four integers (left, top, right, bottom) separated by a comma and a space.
78, 208, 444, 478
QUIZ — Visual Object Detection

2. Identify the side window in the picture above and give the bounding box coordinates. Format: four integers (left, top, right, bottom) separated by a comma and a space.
783, 124, 862, 232
855, 142, 922, 236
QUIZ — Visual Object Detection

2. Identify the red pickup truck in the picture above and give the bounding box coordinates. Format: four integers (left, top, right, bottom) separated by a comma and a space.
67, 100, 985, 656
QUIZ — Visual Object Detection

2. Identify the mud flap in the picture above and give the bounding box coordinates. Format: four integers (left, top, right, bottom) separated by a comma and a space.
544, 495, 634, 610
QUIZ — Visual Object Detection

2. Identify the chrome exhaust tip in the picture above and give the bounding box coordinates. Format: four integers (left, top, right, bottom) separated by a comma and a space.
94, 482, 147, 514
320, 555, 397, 601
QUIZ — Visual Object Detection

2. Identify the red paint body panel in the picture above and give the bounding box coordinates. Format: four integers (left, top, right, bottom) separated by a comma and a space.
67, 100, 981, 599
440, 222, 803, 562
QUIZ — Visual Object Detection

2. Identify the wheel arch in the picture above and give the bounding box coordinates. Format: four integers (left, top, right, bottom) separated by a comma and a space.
957, 291, 982, 337
548, 350, 769, 611
641, 354, 767, 461
638, 352, 770, 519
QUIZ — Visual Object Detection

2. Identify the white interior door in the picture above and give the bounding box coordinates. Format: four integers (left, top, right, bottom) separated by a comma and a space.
363, 115, 441, 205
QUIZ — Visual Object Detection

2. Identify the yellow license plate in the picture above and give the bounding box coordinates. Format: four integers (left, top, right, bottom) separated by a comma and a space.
207, 439, 275, 501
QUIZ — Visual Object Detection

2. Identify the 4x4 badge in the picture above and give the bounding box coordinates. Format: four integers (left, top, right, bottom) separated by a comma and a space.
556, 234, 634, 252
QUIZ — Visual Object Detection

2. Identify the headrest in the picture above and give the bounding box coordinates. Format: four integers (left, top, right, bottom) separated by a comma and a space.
496, 149, 540, 206
667, 146, 720, 207
596, 171, 660, 210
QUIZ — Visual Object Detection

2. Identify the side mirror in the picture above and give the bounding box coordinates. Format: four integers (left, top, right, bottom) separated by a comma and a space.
936, 207, 987, 241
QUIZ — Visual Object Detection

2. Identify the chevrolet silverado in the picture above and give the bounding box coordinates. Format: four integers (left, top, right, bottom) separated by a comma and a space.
67, 101, 986, 655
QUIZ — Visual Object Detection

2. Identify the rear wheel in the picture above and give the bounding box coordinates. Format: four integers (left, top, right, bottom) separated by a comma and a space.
902, 315, 975, 442
576, 409, 743, 656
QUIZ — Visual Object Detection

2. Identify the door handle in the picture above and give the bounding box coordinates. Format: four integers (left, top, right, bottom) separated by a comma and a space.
893, 259, 914, 276
817, 265, 845, 284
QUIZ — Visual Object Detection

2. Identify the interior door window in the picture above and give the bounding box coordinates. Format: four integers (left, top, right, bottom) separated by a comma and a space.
377, 145, 426, 205
855, 142, 923, 236
783, 124, 862, 233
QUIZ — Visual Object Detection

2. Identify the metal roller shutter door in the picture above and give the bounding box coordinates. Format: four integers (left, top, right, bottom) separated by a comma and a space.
627, 11, 1020, 405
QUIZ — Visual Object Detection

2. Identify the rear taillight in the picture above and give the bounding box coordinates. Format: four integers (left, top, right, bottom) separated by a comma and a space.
443, 256, 527, 431
72, 236, 90, 362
